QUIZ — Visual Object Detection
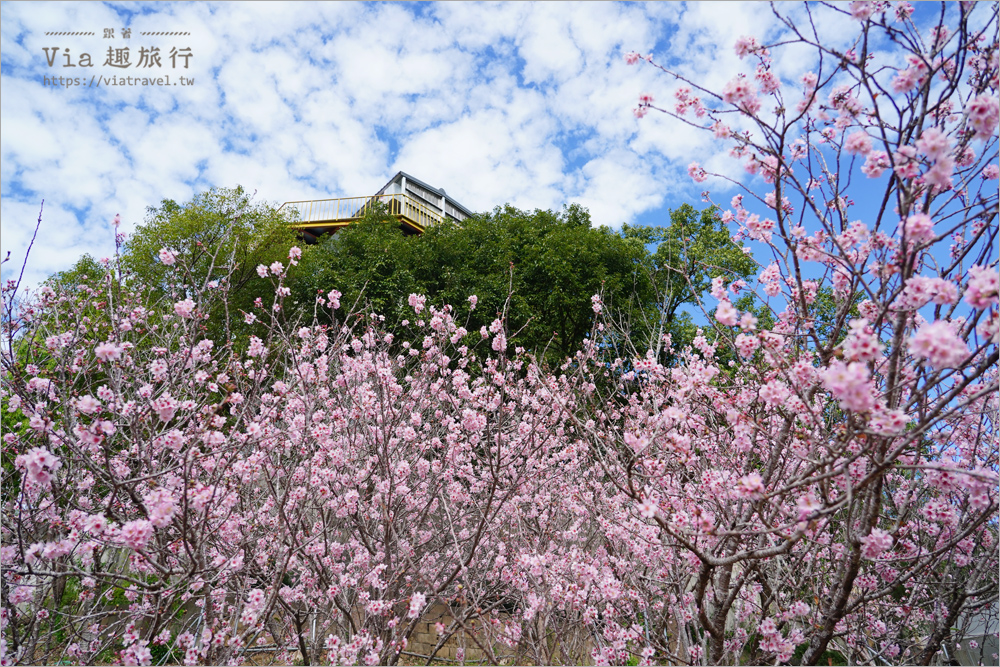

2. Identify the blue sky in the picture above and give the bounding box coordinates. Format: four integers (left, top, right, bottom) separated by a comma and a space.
0, 1, 968, 291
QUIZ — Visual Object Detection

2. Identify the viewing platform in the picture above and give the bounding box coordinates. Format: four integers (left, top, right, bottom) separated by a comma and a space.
280, 172, 473, 242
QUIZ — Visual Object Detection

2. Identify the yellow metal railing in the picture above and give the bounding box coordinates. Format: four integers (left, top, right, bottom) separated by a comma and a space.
279, 194, 445, 233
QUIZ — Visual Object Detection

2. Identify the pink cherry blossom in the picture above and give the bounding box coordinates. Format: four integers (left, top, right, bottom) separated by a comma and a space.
733, 35, 759, 59
3, 7, 997, 666
735, 333, 759, 358
83, 514, 108, 535
841, 319, 883, 362
869, 407, 908, 435
715, 299, 738, 326
910, 320, 969, 369
76, 395, 101, 415
964, 265, 999, 309
15, 447, 62, 487
849, 1, 875, 21
966, 94, 999, 139
688, 162, 708, 183
844, 130, 873, 155
408, 592, 426, 619
893, 145, 921, 178
119, 520, 153, 550
94, 342, 123, 362
759, 380, 790, 406
860, 528, 893, 559
903, 213, 935, 244
408, 293, 426, 314
821, 360, 876, 412
736, 472, 765, 498
916, 127, 952, 160
796, 493, 821, 521
755, 66, 781, 94
151, 393, 179, 422
722, 76, 761, 115
143, 488, 176, 528
158, 248, 177, 266
861, 150, 890, 178
711, 121, 731, 139
637, 498, 658, 518
173, 298, 196, 319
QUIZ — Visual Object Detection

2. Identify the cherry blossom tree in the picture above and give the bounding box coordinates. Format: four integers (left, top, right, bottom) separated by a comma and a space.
1, 243, 659, 666
611, 1, 998, 664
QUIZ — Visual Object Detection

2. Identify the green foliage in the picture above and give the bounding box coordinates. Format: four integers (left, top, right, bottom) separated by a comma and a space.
290, 202, 421, 325
292, 203, 654, 364
622, 204, 756, 361
1, 393, 29, 494
119, 186, 298, 341
40, 190, 759, 370
44, 254, 106, 293
791, 641, 847, 666
149, 641, 182, 664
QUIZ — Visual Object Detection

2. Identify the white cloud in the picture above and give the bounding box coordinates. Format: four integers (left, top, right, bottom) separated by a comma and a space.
4, 0, 941, 292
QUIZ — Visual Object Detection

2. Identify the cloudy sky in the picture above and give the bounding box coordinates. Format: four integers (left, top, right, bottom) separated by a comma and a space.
0, 1, 902, 289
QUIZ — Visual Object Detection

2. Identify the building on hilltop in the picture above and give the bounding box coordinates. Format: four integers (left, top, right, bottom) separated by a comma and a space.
279, 172, 474, 243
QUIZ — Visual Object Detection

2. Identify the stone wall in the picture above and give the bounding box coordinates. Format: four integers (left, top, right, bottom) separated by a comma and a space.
402, 603, 499, 664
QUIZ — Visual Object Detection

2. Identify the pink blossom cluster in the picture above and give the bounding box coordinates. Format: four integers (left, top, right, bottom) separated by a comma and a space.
903, 212, 936, 244
844, 130, 873, 155
119, 519, 153, 551
860, 528, 894, 559
14, 447, 62, 486
796, 71, 819, 115
94, 342, 123, 362
758, 262, 782, 297
722, 75, 761, 116
841, 319, 883, 362
964, 265, 999, 308
407, 292, 426, 313
892, 275, 958, 310
755, 64, 780, 95
915, 127, 955, 190
821, 360, 876, 412
966, 94, 999, 140
861, 150, 890, 178
173, 298, 196, 319
158, 248, 177, 266
910, 320, 969, 369
142, 488, 176, 528
757, 617, 797, 663
673, 86, 705, 117
892, 55, 929, 93
715, 298, 737, 326
733, 35, 764, 60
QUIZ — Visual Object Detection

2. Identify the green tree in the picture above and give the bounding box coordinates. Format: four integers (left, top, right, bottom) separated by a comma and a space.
287, 202, 421, 326
291, 203, 654, 364
119, 186, 298, 341
621, 204, 756, 362
44, 254, 106, 291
